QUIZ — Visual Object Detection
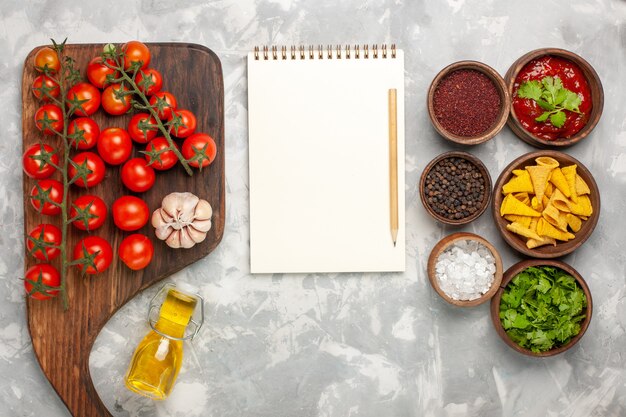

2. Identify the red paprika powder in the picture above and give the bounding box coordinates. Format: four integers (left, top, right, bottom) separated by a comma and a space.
433, 69, 501, 137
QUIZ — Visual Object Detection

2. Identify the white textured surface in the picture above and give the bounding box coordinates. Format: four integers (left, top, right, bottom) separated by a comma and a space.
1, 1, 625, 416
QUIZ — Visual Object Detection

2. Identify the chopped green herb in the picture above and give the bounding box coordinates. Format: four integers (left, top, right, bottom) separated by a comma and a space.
516, 76, 582, 128
499, 266, 587, 353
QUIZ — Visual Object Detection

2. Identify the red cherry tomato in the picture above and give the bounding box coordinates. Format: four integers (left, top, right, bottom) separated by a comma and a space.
101, 83, 132, 116
32, 75, 60, 101
182, 133, 217, 168
145, 137, 178, 170
34, 47, 60, 73
34, 104, 64, 135
66, 82, 101, 116
168, 109, 197, 138
68, 152, 106, 188
119, 234, 154, 270
30, 179, 63, 216
128, 113, 158, 144
136, 68, 162, 96
122, 41, 151, 70
22, 143, 58, 179
67, 117, 100, 150
97, 127, 132, 165
86, 56, 117, 89
24, 264, 60, 300
149, 91, 177, 120
26, 224, 62, 261
73, 236, 113, 275
70, 195, 107, 231
121, 158, 156, 192
112, 196, 149, 231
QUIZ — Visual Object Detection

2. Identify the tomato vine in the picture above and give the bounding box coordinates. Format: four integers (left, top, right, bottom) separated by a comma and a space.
100, 47, 194, 176
29, 39, 106, 308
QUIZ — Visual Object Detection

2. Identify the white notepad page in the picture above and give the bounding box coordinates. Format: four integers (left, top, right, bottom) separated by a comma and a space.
248, 47, 405, 273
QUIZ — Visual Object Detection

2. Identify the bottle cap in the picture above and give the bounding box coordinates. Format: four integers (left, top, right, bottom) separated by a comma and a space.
147, 282, 205, 341
176, 281, 199, 297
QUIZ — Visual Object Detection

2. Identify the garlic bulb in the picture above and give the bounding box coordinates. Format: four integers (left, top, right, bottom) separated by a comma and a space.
152, 192, 213, 249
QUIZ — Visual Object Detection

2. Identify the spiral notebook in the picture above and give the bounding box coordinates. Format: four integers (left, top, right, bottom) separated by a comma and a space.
248, 44, 405, 273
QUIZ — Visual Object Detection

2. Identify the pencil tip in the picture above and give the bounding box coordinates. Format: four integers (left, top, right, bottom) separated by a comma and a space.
393, 241, 396, 247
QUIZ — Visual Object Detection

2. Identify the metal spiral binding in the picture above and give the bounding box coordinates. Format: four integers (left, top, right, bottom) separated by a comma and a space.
254, 44, 397, 60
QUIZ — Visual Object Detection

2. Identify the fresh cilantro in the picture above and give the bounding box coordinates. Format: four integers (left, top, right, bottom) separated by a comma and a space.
550, 111, 567, 128
517, 80, 542, 102
499, 266, 587, 353
516, 76, 582, 128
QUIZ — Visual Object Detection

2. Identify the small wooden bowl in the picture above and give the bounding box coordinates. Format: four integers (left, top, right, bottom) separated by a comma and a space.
427, 60, 510, 145
491, 259, 593, 357
505, 48, 604, 148
492, 150, 600, 258
427, 232, 503, 307
420, 151, 492, 225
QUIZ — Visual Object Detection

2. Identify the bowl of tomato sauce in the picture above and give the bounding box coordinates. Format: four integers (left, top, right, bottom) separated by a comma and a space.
505, 48, 603, 148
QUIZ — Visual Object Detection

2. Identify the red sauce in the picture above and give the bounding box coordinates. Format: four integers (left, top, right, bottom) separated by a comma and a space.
512, 56, 592, 141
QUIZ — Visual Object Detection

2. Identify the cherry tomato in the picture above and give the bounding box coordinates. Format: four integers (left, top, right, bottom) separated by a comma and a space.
24, 264, 60, 300
168, 109, 197, 138
149, 91, 177, 120
30, 179, 63, 216
70, 195, 107, 231
26, 224, 62, 261
68, 152, 106, 188
34, 47, 60, 74
67, 82, 101, 116
112, 196, 149, 231
182, 133, 217, 168
121, 158, 156, 192
144, 137, 178, 170
101, 83, 132, 116
67, 117, 100, 150
32, 75, 60, 101
119, 234, 154, 270
86, 56, 117, 89
34, 104, 64, 135
73, 236, 113, 275
97, 127, 132, 165
122, 41, 151, 70
128, 113, 158, 144
22, 143, 58, 179
136, 68, 162, 96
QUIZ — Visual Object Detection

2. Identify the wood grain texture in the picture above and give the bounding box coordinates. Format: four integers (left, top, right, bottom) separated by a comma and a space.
490, 259, 593, 357
491, 150, 600, 258
427, 232, 503, 307
504, 48, 604, 148
22, 43, 224, 417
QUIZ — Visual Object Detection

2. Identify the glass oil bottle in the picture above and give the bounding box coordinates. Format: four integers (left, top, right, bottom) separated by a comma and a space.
124, 282, 204, 400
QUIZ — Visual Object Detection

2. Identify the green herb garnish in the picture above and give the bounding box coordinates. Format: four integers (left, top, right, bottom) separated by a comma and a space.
517, 76, 582, 128
499, 266, 587, 353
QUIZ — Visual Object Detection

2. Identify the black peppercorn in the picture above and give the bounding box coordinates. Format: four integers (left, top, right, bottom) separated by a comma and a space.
423, 157, 486, 221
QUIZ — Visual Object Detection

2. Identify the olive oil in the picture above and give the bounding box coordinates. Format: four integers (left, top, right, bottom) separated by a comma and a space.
125, 288, 198, 399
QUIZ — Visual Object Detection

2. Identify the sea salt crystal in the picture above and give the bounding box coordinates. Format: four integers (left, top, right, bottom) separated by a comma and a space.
434, 239, 496, 301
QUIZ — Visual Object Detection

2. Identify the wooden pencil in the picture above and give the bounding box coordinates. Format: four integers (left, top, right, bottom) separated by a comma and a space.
388, 88, 399, 246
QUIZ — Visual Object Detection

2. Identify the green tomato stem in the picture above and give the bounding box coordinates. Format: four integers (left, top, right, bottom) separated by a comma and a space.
54, 48, 71, 310
118, 70, 193, 176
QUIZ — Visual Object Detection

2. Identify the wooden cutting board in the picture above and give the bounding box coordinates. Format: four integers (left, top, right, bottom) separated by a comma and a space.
22, 43, 224, 417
